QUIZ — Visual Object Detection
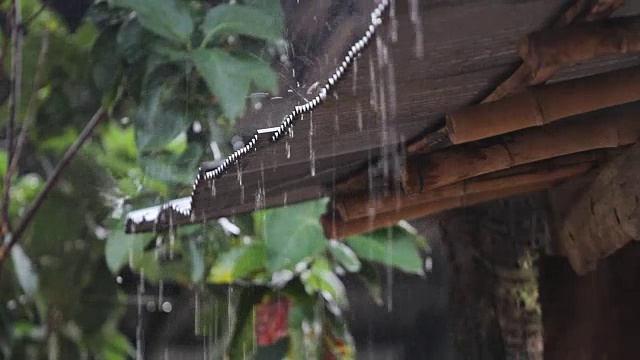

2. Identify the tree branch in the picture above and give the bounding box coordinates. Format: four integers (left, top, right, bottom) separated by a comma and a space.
2, 0, 23, 235
0, 106, 106, 270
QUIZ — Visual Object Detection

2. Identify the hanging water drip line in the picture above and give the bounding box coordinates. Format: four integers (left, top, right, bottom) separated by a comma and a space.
201, 0, 390, 182
126, 0, 392, 232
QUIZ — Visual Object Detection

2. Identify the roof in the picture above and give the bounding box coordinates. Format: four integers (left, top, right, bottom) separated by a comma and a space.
126, 0, 640, 233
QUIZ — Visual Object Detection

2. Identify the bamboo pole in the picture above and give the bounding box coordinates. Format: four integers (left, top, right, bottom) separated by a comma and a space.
336, 158, 596, 221
519, 15, 640, 84
405, 106, 640, 194
446, 66, 640, 145
322, 181, 556, 240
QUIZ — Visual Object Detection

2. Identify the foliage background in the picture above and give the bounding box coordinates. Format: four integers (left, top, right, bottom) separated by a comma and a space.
0, 1, 427, 358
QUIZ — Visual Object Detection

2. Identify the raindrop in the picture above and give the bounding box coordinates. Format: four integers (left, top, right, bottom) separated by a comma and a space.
137, 269, 145, 360
161, 301, 173, 313
409, 0, 425, 59
192, 120, 202, 133
237, 165, 243, 186
7, 300, 17, 310
285, 141, 291, 159
352, 57, 358, 95
356, 102, 364, 131
158, 280, 164, 311
310, 149, 316, 177
425, 256, 433, 273
255, 188, 265, 210
194, 292, 200, 334
116, 276, 123, 284
369, 55, 378, 110
146, 301, 156, 312
386, 227, 394, 312
390, 0, 398, 43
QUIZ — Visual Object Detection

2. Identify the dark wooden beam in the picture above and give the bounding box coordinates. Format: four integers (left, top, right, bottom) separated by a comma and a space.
549, 142, 640, 274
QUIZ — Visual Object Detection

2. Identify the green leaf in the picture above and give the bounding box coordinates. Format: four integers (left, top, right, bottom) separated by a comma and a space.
187, 240, 206, 283
287, 298, 322, 359
300, 259, 347, 310
0, 150, 7, 177
261, 200, 327, 273
192, 48, 278, 120
208, 244, 266, 284
135, 250, 192, 284
328, 240, 361, 273
244, 0, 285, 19
133, 81, 192, 151
201, 4, 283, 45
91, 26, 122, 99
101, 332, 135, 360
346, 227, 425, 276
11, 245, 39, 296
105, 228, 153, 274
116, 17, 148, 64
140, 144, 203, 185
112, 0, 194, 44
355, 262, 383, 306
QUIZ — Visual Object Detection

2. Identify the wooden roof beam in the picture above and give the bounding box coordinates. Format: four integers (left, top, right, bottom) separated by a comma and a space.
404, 104, 640, 194
446, 66, 640, 145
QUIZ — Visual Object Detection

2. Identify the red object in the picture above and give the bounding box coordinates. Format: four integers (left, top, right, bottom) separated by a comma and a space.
255, 296, 290, 346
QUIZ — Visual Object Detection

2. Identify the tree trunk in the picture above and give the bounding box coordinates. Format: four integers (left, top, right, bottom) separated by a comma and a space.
440, 193, 547, 360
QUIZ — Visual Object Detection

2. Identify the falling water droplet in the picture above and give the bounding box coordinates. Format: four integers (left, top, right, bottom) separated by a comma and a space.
237, 165, 243, 186
390, 0, 398, 43
285, 141, 291, 159
356, 102, 364, 131
194, 292, 200, 334
352, 57, 359, 95
310, 150, 316, 177
369, 55, 378, 110
386, 227, 394, 312
136, 269, 145, 360
158, 280, 164, 312
409, 0, 425, 59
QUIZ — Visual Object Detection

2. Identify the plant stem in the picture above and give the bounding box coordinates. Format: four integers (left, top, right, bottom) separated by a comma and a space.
1, 0, 23, 235
0, 107, 106, 270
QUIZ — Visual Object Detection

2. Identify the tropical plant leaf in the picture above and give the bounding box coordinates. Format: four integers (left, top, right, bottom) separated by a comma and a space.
105, 228, 154, 274
192, 48, 278, 120
355, 262, 383, 306
201, 4, 283, 45
10, 245, 39, 296
116, 17, 148, 64
346, 227, 425, 276
328, 240, 361, 273
91, 26, 122, 99
260, 200, 327, 273
112, 0, 194, 45
208, 244, 266, 284
139, 143, 203, 185
133, 81, 193, 151
300, 259, 348, 312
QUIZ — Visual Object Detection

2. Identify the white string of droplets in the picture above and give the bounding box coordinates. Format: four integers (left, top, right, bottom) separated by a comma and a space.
199, 0, 390, 183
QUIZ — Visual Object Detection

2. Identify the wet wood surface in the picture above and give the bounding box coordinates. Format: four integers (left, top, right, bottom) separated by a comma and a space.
128, 0, 640, 232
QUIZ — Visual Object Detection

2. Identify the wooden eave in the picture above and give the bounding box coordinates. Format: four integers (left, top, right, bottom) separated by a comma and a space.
126, 0, 640, 234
